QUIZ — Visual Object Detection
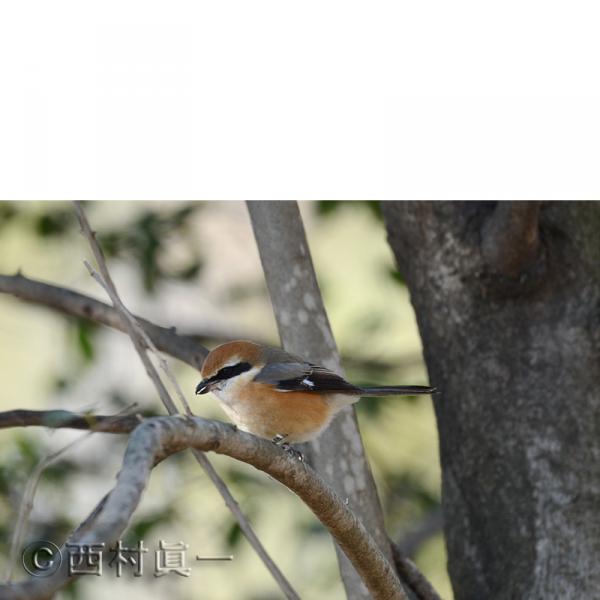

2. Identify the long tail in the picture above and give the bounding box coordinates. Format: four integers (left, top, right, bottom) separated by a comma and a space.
358, 385, 436, 396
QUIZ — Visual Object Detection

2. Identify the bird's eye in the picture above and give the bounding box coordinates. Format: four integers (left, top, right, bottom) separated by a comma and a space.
215, 362, 252, 381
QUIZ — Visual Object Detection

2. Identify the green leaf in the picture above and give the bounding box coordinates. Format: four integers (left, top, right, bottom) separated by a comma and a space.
225, 521, 242, 549
34, 211, 72, 237
387, 267, 406, 286
76, 320, 96, 362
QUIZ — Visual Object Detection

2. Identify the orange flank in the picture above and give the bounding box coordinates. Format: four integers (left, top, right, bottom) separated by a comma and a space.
233, 382, 334, 443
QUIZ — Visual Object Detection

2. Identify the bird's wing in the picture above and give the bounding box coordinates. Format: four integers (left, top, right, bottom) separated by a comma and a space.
253, 361, 361, 394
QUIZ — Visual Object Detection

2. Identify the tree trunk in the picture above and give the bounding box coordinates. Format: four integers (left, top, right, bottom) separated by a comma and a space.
382, 201, 600, 600
248, 201, 403, 599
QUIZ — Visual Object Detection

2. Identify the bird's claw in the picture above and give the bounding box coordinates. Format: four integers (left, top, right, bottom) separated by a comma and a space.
280, 442, 304, 462
272, 433, 287, 445
271, 434, 303, 460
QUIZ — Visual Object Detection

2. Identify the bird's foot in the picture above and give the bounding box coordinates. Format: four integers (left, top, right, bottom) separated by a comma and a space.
280, 442, 304, 462
271, 434, 303, 461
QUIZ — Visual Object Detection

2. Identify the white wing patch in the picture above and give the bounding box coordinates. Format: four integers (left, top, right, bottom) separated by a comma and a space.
302, 378, 315, 388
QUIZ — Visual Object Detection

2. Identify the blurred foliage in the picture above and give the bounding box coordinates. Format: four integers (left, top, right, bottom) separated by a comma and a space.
355, 394, 419, 418
315, 201, 406, 288
0, 201, 448, 598
0, 202, 76, 240
387, 266, 406, 286
0, 202, 18, 230
225, 521, 243, 549
34, 208, 73, 238
386, 471, 440, 514
74, 319, 98, 363
97, 205, 203, 292
124, 507, 177, 545
0, 433, 80, 557
316, 200, 383, 221
0, 202, 204, 293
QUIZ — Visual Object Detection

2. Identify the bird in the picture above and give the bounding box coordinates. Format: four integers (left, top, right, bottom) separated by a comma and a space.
195, 340, 435, 450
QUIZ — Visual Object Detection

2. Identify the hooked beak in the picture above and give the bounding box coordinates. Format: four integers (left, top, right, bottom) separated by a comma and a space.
195, 379, 214, 395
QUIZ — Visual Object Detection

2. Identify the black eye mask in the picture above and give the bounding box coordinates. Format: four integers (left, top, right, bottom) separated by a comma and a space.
215, 362, 253, 381
195, 361, 253, 394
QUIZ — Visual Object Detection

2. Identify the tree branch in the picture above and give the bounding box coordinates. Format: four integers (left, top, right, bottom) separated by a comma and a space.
391, 545, 443, 600
1, 408, 444, 600
3, 404, 137, 582
481, 201, 544, 280
0, 272, 208, 369
0, 409, 143, 433
0, 272, 424, 376
0, 416, 408, 600
71, 202, 299, 599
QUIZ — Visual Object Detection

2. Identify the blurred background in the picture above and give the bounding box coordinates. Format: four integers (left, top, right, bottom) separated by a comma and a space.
0, 201, 450, 599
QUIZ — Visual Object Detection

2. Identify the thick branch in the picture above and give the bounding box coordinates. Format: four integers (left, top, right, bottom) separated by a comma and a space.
0, 273, 208, 369
0, 407, 440, 600
1, 408, 441, 600
481, 201, 543, 279
0, 416, 407, 600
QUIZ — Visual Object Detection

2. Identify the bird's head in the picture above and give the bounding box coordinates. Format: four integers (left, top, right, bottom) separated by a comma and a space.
195, 340, 262, 395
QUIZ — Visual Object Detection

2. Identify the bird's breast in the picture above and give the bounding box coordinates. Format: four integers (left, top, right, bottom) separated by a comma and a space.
211, 375, 345, 442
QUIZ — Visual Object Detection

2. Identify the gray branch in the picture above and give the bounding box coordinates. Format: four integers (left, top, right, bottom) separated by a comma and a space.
247, 201, 406, 599
0, 416, 407, 600
0, 409, 143, 433
391, 545, 443, 600
0, 272, 208, 369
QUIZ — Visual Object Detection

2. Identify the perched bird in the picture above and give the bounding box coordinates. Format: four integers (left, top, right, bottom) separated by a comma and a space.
195, 340, 435, 447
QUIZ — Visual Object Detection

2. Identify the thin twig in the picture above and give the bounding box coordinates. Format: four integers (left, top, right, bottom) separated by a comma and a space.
81, 258, 180, 415
0, 409, 142, 433
72, 202, 300, 600
85, 258, 192, 415
3, 403, 137, 582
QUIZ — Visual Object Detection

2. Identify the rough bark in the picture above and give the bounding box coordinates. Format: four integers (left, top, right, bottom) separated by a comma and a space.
382, 201, 600, 600
248, 201, 401, 599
